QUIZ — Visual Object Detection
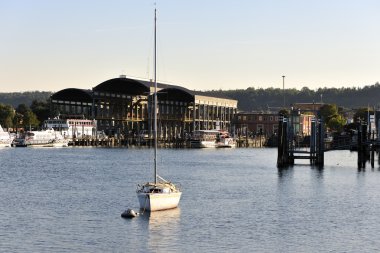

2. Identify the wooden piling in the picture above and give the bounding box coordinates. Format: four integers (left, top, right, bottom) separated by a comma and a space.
357, 123, 367, 169
316, 118, 324, 166
277, 116, 289, 168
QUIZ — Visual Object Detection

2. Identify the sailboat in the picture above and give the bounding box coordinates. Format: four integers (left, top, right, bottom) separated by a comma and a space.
136, 9, 182, 212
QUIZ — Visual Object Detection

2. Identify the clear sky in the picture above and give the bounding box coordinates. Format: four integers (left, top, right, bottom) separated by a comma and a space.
1, 0, 379, 92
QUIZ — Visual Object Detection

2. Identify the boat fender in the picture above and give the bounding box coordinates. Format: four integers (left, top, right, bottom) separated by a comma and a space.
121, 208, 138, 218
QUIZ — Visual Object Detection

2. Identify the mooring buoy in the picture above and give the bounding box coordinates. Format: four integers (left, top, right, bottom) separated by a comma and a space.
121, 208, 138, 218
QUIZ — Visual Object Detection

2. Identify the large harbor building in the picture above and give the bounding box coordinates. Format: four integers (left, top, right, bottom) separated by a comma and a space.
50, 76, 238, 140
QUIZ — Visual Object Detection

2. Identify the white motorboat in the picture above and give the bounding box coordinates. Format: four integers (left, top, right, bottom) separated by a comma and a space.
0, 125, 12, 148
17, 129, 68, 147
216, 131, 236, 148
136, 9, 182, 212
190, 130, 219, 148
190, 130, 236, 148
22, 129, 56, 146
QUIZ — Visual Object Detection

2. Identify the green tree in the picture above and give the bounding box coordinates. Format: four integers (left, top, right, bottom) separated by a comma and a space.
16, 104, 29, 115
23, 110, 39, 129
353, 107, 371, 123
15, 103, 41, 129
278, 109, 289, 117
30, 99, 50, 124
319, 103, 347, 132
12, 112, 24, 133
327, 114, 346, 132
0, 103, 15, 128
319, 104, 339, 123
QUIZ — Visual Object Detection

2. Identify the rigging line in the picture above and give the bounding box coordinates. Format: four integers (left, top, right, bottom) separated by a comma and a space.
156, 26, 169, 83
146, 21, 155, 80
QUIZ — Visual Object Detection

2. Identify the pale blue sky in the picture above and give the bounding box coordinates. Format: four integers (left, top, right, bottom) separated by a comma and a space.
1, 0, 379, 92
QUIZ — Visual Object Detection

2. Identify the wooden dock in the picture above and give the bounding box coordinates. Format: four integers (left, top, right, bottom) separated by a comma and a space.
277, 116, 324, 167
277, 116, 380, 169
69, 137, 188, 148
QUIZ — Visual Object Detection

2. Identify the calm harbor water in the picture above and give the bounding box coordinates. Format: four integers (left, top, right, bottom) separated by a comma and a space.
1, 147, 380, 252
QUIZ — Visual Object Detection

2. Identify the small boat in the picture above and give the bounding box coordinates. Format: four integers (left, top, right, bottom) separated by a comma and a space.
135, 8, 182, 212
137, 177, 182, 211
190, 130, 236, 148
0, 125, 12, 148
190, 130, 219, 148
216, 131, 236, 148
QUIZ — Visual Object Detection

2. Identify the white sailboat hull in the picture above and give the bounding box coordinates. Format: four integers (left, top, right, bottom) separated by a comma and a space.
137, 192, 182, 211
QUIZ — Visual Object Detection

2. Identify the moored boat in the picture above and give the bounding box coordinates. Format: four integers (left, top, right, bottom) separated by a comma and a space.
23, 129, 56, 146
0, 125, 12, 148
216, 131, 236, 148
190, 130, 219, 148
135, 8, 182, 212
137, 179, 182, 211
15, 129, 68, 147
190, 130, 236, 148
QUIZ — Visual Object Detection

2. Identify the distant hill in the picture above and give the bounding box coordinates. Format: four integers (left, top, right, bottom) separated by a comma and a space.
205, 82, 380, 111
0, 91, 52, 107
1, 83, 379, 111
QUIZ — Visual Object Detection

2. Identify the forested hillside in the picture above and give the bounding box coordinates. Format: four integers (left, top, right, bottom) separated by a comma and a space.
0, 91, 52, 107
205, 82, 380, 111
1, 83, 380, 111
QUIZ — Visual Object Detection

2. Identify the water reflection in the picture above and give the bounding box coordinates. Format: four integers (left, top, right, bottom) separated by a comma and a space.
277, 166, 294, 179
121, 208, 181, 252
311, 165, 324, 179
143, 208, 181, 252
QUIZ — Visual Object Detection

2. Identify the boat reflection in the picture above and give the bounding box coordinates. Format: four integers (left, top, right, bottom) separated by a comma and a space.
144, 208, 181, 251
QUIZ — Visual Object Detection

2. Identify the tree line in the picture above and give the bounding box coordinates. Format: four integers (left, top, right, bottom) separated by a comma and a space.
0, 91, 52, 108
204, 82, 380, 111
0, 100, 50, 130
1, 83, 379, 112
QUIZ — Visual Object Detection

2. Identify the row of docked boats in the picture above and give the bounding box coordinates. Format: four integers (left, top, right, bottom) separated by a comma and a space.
0, 118, 97, 148
2, 124, 237, 149
1, 125, 69, 148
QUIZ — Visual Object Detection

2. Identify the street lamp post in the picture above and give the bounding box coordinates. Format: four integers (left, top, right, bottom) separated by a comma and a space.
282, 75, 285, 108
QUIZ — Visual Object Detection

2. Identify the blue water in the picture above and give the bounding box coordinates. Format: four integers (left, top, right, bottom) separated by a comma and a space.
1, 147, 380, 252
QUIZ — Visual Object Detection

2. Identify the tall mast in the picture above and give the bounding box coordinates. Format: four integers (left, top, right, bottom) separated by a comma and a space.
154, 8, 157, 184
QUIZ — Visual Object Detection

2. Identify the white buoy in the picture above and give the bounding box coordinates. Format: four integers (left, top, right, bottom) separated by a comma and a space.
121, 208, 138, 218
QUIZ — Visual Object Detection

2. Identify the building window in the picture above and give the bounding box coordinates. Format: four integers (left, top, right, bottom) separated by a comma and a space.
270, 116, 273, 121
258, 116, 263, 121
257, 124, 264, 133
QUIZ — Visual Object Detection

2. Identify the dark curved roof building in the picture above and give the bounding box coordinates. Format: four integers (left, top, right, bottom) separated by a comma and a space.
50, 76, 237, 138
